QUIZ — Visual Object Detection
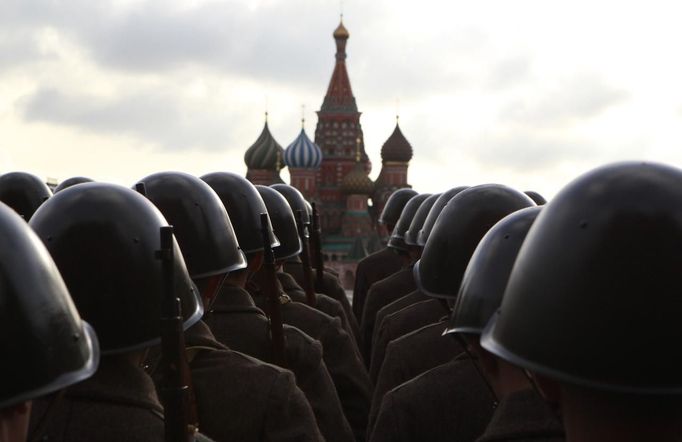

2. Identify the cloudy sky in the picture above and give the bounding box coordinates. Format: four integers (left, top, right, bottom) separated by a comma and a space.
2, 0, 682, 197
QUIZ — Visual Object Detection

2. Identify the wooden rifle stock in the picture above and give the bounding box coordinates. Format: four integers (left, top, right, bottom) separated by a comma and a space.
259, 213, 287, 367
311, 203, 326, 293
295, 210, 317, 307
156, 226, 198, 442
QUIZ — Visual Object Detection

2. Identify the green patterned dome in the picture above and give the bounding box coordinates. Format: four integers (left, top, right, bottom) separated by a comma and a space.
342, 162, 374, 195
244, 121, 284, 170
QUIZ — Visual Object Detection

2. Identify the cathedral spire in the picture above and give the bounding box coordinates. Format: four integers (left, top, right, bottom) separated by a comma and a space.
322, 17, 356, 113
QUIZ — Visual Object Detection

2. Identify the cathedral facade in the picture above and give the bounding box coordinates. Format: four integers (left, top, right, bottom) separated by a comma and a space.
244, 19, 414, 287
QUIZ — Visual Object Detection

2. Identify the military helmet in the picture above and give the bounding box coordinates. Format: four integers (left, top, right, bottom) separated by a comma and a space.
415, 184, 534, 299
482, 162, 682, 395
445, 207, 540, 336
201, 172, 278, 255
54, 176, 94, 193
256, 186, 302, 261
417, 186, 469, 246
136, 172, 247, 279
378, 188, 418, 226
387, 194, 431, 251
30, 183, 202, 355
0, 172, 52, 220
0, 202, 98, 409
524, 190, 546, 205
271, 184, 311, 226
404, 193, 441, 246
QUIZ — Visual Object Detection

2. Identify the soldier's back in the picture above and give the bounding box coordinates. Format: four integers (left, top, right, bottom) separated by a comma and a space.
29, 359, 166, 442
352, 247, 403, 321
369, 298, 447, 382
206, 284, 351, 442
360, 266, 417, 363
372, 290, 430, 341
369, 320, 464, 432
370, 357, 496, 442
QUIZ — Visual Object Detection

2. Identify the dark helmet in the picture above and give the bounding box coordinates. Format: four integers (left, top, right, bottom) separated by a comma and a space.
378, 188, 418, 226
256, 186, 302, 261
444, 207, 541, 336
404, 193, 441, 246
524, 190, 546, 205
0, 202, 98, 409
482, 162, 682, 395
136, 172, 247, 279
201, 172, 278, 255
0, 172, 52, 219
271, 184, 311, 226
54, 176, 94, 193
387, 194, 431, 251
415, 184, 534, 299
417, 186, 469, 246
30, 183, 202, 355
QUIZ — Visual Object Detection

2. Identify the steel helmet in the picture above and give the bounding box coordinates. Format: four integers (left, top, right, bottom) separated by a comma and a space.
482, 162, 682, 394
387, 194, 431, 251
0, 202, 98, 408
271, 184, 311, 226
404, 193, 441, 246
416, 186, 469, 246
54, 176, 94, 193
378, 188, 418, 226
201, 172, 278, 255
136, 172, 247, 279
445, 207, 541, 336
0, 172, 52, 220
256, 185, 302, 261
415, 184, 534, 299
30, 183, 202, 354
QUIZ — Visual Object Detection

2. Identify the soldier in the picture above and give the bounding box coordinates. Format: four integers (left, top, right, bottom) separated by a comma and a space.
28, 183, 211, 441
0, 202, 98, 442
359, 193, 430, 364
369, 192, 446, 382
445, 206, 563, 441
352, 188, 416, 321
370, 186, 469, 333
369, 184, 535, 435
201, 172, 353, 442
138, 172, 324, 442
0, 171, 51, 219
272, 183, 358, 333
54, 176, 94, 193
254, 185, 370, 442
482, 162, 682, 442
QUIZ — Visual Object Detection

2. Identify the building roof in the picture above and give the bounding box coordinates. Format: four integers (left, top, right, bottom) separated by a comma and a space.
381, 122, 413, 163
244, 120, 284, 170
284, 127, 323, 169
320, 19, 357, 113
342, 161, 374, 195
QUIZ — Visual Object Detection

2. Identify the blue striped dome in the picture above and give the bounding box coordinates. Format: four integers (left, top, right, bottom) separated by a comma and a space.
284, 129, 323, 169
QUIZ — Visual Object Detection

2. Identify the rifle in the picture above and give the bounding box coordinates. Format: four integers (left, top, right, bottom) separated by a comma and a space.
156, 226, 198, 442
295, 210, 317, 308
310, 203, 326, 293
259, 213, 287, 367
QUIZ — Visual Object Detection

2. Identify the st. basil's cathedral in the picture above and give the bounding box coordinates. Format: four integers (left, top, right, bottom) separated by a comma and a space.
243, 18, 414, 288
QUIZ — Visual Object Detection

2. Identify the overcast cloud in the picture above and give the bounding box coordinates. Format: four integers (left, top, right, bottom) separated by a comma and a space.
2, 0, 682, 197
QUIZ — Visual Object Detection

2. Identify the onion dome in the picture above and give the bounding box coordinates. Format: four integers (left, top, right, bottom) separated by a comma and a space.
244, 118, 284, 170
284, 127, 323, 169
342, 162, 374, 195
381, 122, 413, 163
334, 20, 349, 39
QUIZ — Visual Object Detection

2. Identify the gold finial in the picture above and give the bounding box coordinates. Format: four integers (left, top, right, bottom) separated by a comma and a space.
396, 98, 400, 123
355, 137, 361, 163
301, 104, 306, 129
265, 111, 268, 123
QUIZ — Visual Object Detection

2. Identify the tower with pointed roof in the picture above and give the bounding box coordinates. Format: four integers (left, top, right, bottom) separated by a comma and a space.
314, 17, 372, 235
373, 117, 413, 218
245, 113, 285, 185
340, 138, 374, 240
284, 117, 322, 200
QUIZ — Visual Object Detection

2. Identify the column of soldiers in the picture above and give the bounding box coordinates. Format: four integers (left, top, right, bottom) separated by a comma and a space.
2, 160, 682, 442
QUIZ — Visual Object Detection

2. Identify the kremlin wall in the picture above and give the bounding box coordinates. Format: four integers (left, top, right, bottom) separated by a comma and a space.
243, 19, 414, 288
